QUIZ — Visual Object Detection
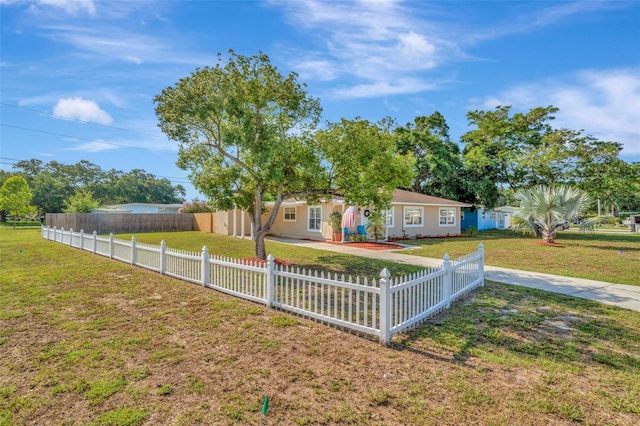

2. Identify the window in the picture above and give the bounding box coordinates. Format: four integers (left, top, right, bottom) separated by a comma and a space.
385, 209, 394, 227
481, 211, 486, 220
283, 207, 296, 222
439, 208, 456, 226
490, 212, 496, 219
404, 207, 423, 226
461, 211, 465, 220
308, 206, 321, 231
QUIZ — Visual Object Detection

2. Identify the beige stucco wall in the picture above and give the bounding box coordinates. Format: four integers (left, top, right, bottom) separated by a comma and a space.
207, 203, 462, 240
385, 204, 462, 239
264, 203, 340, 241
212, 209, 252, 236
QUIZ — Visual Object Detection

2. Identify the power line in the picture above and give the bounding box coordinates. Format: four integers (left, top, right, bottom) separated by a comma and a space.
1, 123, 175, 154
0, 102, 164, 139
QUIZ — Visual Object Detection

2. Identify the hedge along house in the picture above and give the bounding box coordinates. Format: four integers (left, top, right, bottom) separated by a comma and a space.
260, 189, 471, 242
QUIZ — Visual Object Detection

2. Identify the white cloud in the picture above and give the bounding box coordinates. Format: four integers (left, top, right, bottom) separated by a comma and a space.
463, 1, 628, 45
53, 97, 113, 125
29, 0, 97, 16
474, 68, 640, 157
272, 0, 455, 98
333, 78, 438, 98
68, 141, 118, 152
124, 56, 143, 64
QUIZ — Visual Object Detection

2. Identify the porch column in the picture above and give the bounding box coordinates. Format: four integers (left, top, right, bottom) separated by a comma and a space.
233, 207, 237, 238
241, 209, 245, 239
384, 209, 389, 241
341, 203, 346, 244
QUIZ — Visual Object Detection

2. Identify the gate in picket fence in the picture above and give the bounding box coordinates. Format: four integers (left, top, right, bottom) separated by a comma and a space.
42, 226, 484, 345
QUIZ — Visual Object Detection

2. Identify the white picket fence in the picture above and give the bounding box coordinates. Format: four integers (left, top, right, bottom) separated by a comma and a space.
42, 226, 484, 345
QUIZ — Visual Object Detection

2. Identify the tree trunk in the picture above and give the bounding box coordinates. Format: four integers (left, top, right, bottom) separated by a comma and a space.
542, 229, 556, 243
254, 230, 267, 259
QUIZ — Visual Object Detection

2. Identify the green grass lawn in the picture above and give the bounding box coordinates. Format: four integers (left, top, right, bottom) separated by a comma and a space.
400, 229, 640, 286
115, 230, 425, 279
1, 227, 639, 425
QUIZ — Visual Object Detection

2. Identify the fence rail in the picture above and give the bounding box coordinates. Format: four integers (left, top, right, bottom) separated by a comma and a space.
41, 226, 484, 345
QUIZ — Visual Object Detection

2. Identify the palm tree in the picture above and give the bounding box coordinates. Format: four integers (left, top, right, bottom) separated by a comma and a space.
512, 185, 598, 243
365, 210, 386, 241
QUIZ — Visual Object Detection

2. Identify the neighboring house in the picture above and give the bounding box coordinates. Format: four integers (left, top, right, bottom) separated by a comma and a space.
259, 189, 471, 241
493, 206, 518, 230
92, 203, 184, 214
461, 207, 496, 231
461, 206, 518, 231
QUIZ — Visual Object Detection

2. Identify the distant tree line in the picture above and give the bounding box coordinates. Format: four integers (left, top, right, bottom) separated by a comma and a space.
0, 159, 186, 218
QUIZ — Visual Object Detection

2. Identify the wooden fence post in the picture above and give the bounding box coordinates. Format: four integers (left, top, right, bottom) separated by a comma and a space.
80, 229, 84, 251
201, 246, 209, 287
266, 254, 275, 307
443, 253, 452, 308
92, 231, 97, 254
131, 236, 137, 265
69, 228, 74, 247
379, 268, 391, 346
109, 233, 114, 259
478, 243, 485, 287
160, 240, 166, 274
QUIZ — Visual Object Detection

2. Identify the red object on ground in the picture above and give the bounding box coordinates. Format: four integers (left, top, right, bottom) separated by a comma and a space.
331, 242, 405, 250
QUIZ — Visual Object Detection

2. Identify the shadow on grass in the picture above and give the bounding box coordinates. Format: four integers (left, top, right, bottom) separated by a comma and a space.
393, 281, 640, 372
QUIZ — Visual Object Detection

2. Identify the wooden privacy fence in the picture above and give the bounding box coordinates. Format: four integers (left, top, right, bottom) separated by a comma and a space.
45, 213, 195, 235
42, 226, 484, 345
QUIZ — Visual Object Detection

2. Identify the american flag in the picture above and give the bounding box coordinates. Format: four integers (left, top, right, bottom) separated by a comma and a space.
341, 206, 357, 228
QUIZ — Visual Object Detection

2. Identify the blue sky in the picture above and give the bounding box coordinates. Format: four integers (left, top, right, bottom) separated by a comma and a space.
1, 0, 639, 201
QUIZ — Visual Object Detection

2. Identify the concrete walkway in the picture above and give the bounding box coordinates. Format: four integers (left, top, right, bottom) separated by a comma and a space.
266, 237, 640, 312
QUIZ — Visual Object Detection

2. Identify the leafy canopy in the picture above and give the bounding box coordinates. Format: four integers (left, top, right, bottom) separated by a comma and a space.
63, 190, 100, 213
154, 50, 414, 258
461, 105, 630, 210
0, 175, 33, 226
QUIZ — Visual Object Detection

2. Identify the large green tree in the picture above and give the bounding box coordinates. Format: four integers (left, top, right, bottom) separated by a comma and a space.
0, 176, 33, 227
154, 51, 414, 258
462, 105, 557, 207
395, 112, 469, 201
462, 105, 633, 209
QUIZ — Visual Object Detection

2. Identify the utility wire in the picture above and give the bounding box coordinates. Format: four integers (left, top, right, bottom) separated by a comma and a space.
0, 102, 164, 139
1, 124, 175, 154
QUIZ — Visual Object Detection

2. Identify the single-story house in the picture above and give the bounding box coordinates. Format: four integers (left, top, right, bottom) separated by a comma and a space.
461, 206, 519, 231
250, 189, 471, 241
92, 203, 184, 214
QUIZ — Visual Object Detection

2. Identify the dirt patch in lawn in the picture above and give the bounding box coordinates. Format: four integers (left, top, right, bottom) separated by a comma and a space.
535, 241, 565, 247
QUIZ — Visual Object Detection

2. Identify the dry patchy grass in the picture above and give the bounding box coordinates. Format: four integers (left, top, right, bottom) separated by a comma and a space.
1, 228, 638, 425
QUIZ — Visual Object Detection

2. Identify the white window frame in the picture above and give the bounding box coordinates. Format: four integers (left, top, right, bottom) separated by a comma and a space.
439, 208, 456, 226
283, 206, 296, 222
385, 208, 394, 227
403, 206, 423, 227
308, 206, 322, 232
